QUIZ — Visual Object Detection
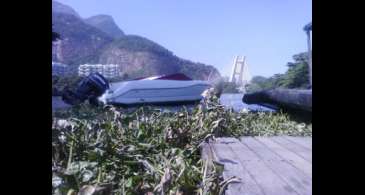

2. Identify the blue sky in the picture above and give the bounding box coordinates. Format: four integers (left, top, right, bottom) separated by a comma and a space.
57, 0, 312, 78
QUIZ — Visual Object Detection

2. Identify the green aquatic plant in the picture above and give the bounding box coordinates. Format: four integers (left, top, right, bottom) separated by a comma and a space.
52, 93, 311, 194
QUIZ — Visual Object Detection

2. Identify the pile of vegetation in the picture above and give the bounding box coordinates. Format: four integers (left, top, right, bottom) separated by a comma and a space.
52, 93, 311, 195
246, 52, 310, 93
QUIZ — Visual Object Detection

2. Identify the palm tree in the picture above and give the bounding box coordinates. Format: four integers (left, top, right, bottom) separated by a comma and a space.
303, 22, 312, 86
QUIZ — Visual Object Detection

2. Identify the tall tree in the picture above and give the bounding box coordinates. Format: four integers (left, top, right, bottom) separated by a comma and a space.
246, 52, 310, 93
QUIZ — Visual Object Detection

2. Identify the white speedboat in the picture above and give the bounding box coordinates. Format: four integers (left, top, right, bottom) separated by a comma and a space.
99, 73, 210, 105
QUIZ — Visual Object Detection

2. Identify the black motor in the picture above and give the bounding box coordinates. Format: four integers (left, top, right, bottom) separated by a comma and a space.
62, 73, 110, 106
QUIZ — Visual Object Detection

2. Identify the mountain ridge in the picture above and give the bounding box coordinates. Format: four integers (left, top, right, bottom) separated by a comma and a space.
52, 0, 220, 80
52, 0, 81, 18
85, 14, 125, 38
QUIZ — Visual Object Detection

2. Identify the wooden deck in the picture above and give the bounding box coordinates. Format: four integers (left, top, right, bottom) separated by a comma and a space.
202, 136, 312, 195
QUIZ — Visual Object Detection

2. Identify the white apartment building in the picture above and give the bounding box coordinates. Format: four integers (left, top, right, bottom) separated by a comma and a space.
78, 64, 121, 78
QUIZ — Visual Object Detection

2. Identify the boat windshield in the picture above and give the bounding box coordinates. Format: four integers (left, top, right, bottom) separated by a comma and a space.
134, 73, 192, 81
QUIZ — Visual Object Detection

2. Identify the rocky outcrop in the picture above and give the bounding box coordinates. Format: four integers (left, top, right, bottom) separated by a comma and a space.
243, 89, 312, 112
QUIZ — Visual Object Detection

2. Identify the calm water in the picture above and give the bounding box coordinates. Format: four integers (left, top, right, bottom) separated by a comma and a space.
219, 93, 275, 112
52, 93, 275, 112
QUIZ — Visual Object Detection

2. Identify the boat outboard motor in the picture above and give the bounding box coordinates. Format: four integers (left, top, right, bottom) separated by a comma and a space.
62, 73, 110, 106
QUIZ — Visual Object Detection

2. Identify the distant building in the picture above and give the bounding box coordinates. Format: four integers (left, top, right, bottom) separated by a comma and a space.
52, 61, 72, 76
78, 64, 121, 78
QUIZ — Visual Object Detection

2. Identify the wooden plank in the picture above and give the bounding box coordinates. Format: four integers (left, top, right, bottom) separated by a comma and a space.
221, 137, 299, 195
283, 136, 312, 150
201, 142, 213, 161
271, 136, 312, 163
242, 137, 312, 195
252, 137, 312, 195
256, 137, 312, 178
201, 142, 218, 195
212, 138, 264, 195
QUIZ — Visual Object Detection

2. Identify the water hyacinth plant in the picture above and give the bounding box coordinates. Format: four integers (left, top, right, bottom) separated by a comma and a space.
52, 92, 311, 195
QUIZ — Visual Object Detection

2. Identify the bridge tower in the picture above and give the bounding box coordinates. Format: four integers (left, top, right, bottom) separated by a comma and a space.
229, 56, 251, 92
229, 56, 244, 84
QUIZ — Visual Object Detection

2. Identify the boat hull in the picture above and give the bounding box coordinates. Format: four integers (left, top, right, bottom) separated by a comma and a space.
100, 80, 210, 105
